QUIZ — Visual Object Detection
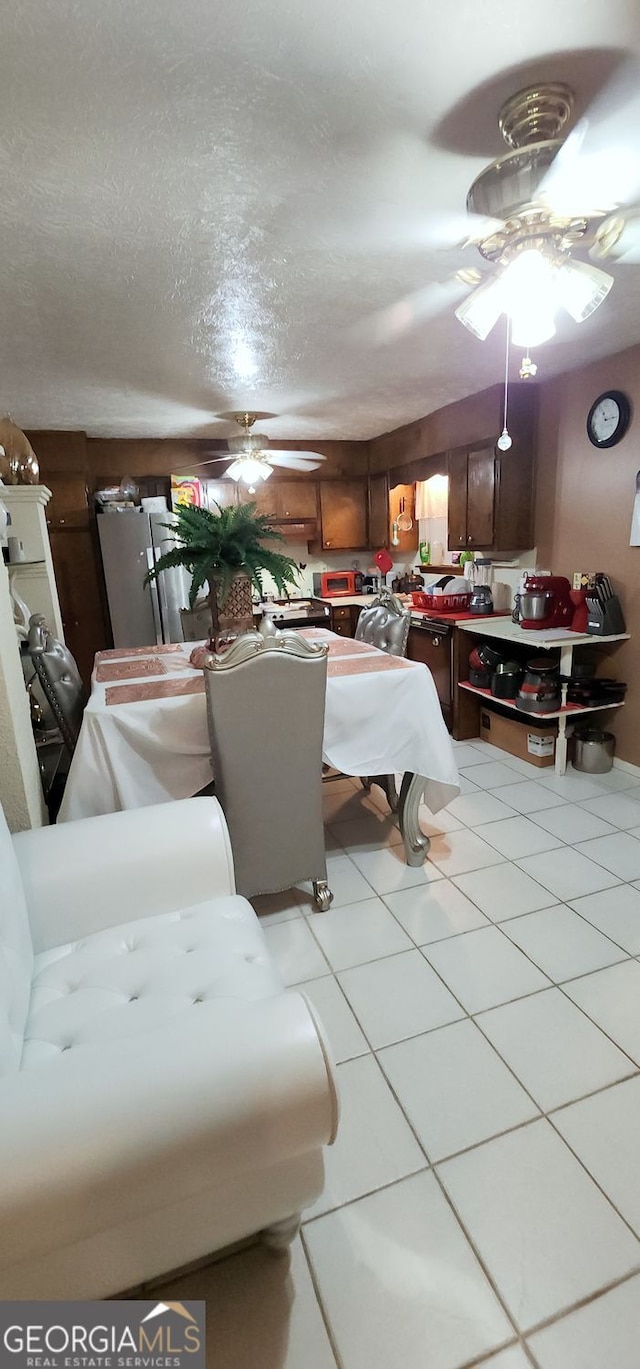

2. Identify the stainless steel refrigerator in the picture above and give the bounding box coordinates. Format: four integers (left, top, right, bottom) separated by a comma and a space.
97, 510, 190, 647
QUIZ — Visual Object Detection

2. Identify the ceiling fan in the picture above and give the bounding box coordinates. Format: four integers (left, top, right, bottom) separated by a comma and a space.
366, 65, 640, 349
185, 413, 327, 487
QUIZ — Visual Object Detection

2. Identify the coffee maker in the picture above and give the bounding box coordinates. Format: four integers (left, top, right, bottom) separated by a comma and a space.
520, 575, 574, 630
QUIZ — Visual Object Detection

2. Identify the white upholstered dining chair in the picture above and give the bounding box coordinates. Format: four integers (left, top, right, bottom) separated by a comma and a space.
202, 630, 333, 910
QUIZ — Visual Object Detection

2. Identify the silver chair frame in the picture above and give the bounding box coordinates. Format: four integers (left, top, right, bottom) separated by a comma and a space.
202, 629, 333, 911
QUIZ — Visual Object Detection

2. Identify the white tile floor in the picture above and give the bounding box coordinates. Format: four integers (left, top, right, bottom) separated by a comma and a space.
156, 742, 640, 1368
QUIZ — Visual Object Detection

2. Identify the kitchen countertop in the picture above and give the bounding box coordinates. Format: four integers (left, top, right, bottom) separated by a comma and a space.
313, 594, 509, 626
313, 595, 377, 607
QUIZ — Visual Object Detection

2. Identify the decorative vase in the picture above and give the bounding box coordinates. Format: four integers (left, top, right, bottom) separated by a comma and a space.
0, 417, 39, 484
208, 571, 254, 647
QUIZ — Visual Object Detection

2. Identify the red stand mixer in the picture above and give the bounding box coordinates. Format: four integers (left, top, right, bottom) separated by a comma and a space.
520, 575, 574, 630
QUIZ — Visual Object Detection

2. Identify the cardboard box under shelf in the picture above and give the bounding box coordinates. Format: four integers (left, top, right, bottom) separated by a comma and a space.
479, 702, 558, 768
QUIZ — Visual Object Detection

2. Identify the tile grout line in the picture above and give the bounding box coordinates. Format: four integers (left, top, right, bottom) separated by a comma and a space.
298, 1227, 345, 1369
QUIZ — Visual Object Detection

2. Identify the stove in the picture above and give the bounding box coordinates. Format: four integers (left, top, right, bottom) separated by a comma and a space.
258, 599, 331, 628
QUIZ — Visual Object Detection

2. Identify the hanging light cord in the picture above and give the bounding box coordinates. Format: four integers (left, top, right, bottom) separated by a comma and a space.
497, 314, 513, 451
502, 313, 510, 434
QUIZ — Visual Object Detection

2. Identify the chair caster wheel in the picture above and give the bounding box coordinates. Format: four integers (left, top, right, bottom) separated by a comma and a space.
313, 880, 333, 912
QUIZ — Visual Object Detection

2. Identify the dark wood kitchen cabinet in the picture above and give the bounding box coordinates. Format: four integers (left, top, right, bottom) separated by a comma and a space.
368, 473, 389, 550
330, 603, 363, 637
447, 439, 534, 553
317, 480, 368, 550
233, 479, 319, 520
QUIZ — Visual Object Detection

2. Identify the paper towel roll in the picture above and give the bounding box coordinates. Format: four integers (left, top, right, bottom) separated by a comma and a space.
630, 472, 640, 546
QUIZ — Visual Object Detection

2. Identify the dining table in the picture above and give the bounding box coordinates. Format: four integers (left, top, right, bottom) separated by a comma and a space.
57, 628, 460, 866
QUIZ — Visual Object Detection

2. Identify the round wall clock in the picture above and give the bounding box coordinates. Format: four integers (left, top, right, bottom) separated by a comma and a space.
586, 390, 631, 448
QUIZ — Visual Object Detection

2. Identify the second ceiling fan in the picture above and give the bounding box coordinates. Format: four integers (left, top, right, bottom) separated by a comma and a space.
195, 413, 326, 487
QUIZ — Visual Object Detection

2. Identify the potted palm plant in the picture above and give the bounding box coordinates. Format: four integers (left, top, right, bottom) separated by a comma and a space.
146, 501, 299, 643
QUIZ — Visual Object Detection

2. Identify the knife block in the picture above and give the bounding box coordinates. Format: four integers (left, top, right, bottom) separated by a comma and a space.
585, 595, 626, 635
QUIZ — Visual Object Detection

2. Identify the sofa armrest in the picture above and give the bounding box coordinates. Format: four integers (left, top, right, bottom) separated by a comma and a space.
0, 991, 338, 1272
13, 798, 235, 952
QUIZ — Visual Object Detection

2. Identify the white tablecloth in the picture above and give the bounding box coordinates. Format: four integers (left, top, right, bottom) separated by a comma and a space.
58, 633, 459, 822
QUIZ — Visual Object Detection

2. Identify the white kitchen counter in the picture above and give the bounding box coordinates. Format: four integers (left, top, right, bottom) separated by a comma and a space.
314, 595, 376, 607
458, 618, 630, 650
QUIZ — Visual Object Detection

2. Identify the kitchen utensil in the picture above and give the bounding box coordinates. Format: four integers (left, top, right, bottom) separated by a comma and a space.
397, 497, 413, 532
512, 592, 522, 624
476, 642, 503, 671
520, 575, 574, 630
573, 729, 615, 774
491, 661, 522, 699
569, 588, 589, 633
411, 591, 472, 612
469, 584, 494, 615
585, 593, 626, 635
394, 572, 423, 594
516, 657, 561, 713
374, 547, 393, 576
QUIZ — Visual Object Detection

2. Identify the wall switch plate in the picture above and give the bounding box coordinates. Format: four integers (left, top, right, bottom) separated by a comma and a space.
573, 572, 582, 589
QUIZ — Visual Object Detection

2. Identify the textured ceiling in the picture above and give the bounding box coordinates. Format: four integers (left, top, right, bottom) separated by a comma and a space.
1, 0, 640, 439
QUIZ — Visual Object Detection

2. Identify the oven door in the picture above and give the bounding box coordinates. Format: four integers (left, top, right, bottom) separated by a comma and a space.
407, 618, 453, 728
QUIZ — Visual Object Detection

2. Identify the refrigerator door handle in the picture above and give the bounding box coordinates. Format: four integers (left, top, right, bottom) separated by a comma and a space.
145, 547, 163, 645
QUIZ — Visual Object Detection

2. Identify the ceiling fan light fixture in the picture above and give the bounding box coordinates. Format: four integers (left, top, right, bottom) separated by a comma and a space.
501, 249, 557, 346
555, 258, 613, 322
454, 275, 505, 340
226, 457, 273, 484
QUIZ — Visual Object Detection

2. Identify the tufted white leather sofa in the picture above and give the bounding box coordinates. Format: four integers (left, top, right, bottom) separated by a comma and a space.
0, 797, 339, 1298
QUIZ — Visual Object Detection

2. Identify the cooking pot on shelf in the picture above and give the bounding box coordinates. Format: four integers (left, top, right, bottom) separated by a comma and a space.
469, 667, 492, 688
516, 657, 561, 714
475, 642, 504, 672
491, 661, 523, 699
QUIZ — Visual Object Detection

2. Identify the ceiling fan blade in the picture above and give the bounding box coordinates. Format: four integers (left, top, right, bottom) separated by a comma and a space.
352, 273, 476, 347
266, 453, 325, 471
540, 59, 640, 217
590, 209, 640, 263
171, 455, 231, 473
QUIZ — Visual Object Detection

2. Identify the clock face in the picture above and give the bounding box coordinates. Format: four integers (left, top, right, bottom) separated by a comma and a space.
587, 390, 631, 448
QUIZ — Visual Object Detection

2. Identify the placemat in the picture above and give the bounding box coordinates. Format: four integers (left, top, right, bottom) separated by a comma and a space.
95, 643, 185, 662
96, 658, 168, 682
326, 639, 378, 656
105, 677, 206, 706
327, 655, 414, 677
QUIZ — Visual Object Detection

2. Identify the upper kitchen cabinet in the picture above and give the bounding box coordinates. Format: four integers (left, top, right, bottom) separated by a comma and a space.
317, 479, 368, 550
271, 481, 319, 521
368, 473, 389, 550
389, 483, 417, 552
448, 445, 496, 551
226, 479, 318, 521
447, 387, 536, 552
205, 479, 239, 510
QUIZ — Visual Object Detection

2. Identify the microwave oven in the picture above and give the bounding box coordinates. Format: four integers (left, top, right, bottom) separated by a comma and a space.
313, 570, 363, 598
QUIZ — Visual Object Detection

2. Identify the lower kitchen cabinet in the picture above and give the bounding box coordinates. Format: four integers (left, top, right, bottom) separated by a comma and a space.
330, 603, 362, 637
407, 621, 453, 729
